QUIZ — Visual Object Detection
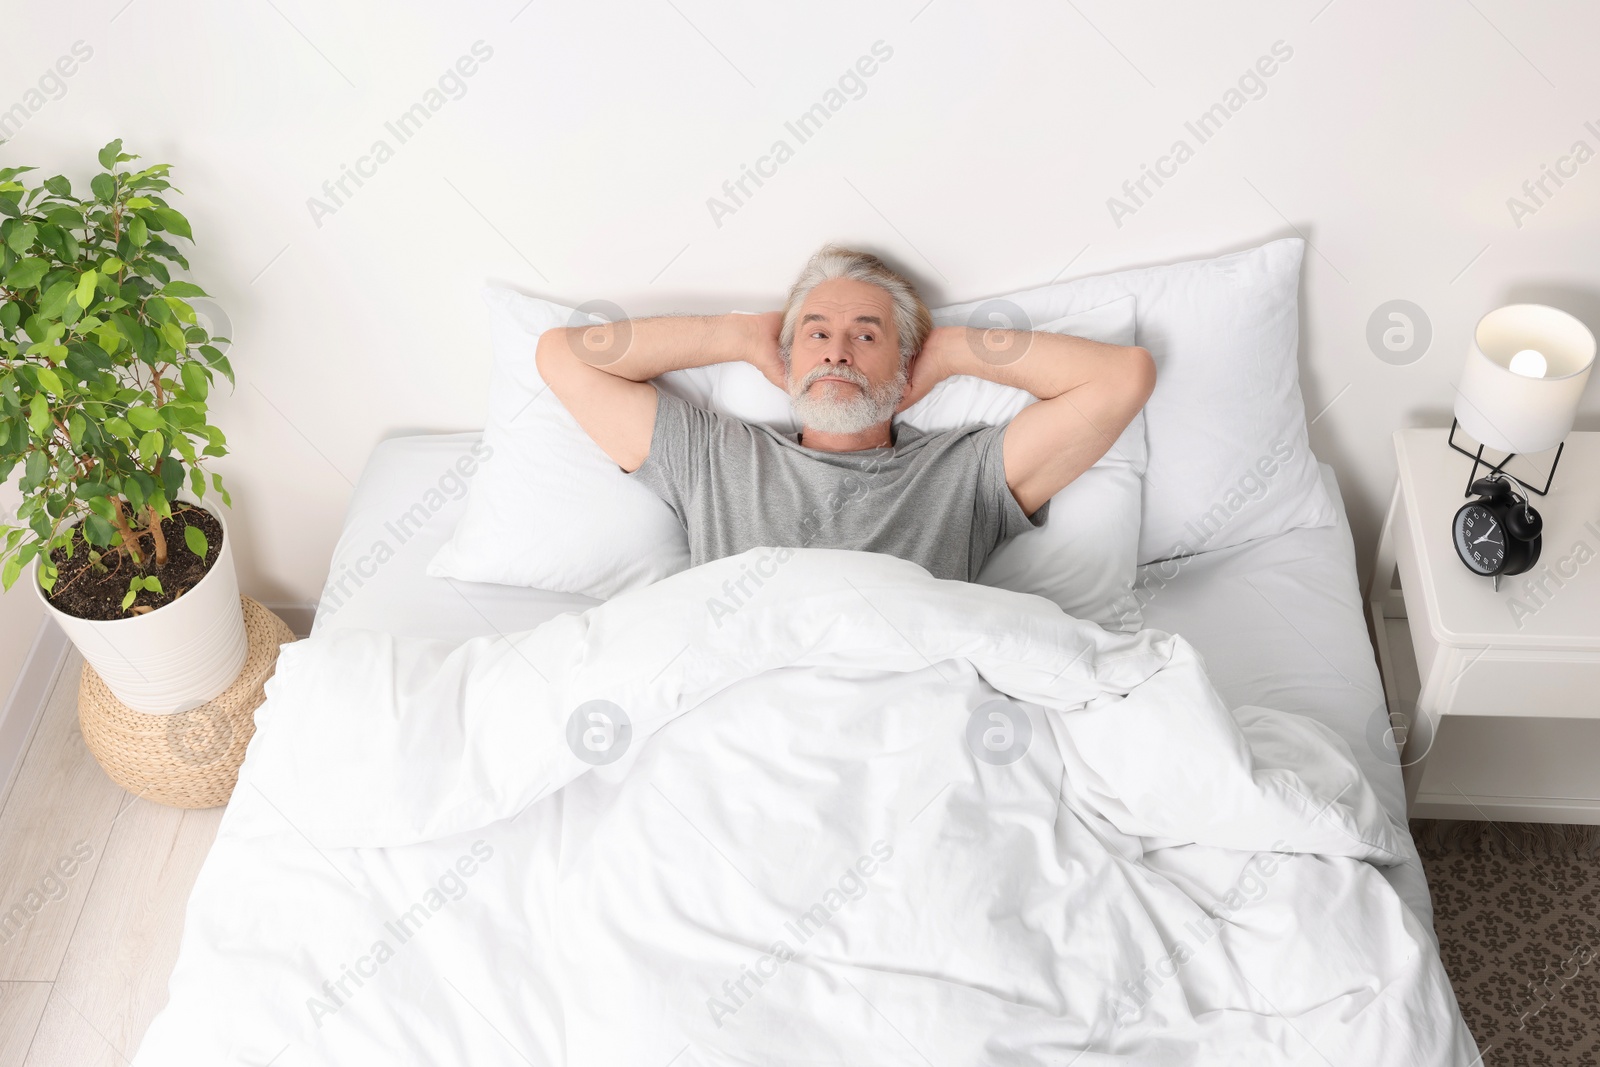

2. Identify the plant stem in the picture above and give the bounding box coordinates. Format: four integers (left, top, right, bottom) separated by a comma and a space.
146, 505, 167, 567
111, 498, 144, 566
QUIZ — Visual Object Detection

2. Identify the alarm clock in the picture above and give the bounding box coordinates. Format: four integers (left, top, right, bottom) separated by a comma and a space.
1451, 473, 1542, 590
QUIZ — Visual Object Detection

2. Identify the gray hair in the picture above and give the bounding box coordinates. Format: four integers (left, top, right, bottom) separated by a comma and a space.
779, 244, 932, 367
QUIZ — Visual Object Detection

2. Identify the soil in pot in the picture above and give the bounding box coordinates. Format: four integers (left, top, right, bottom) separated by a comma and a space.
45, 506, 225, 622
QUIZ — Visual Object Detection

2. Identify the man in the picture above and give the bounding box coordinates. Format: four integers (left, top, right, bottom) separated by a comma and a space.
536, 245, 1155, 583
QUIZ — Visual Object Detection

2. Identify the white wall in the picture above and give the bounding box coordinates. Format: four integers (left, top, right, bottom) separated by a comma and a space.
0, 481, 45, 707
2, 0, 1597, 669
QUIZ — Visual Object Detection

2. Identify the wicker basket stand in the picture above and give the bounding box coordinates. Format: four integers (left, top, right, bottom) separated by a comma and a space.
77, 596, 295, 809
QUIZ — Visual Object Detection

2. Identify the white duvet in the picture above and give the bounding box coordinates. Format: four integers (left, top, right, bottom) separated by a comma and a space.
134, 548, 1477, 1066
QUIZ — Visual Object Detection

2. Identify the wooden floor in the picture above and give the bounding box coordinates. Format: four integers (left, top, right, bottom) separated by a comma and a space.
0, 650, 220, 1067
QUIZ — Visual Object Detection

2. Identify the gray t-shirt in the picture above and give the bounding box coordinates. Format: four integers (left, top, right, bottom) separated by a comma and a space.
630, 389, 1046, 582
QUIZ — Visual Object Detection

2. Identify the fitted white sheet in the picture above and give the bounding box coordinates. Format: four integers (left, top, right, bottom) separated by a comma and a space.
314, 432, 1431, 928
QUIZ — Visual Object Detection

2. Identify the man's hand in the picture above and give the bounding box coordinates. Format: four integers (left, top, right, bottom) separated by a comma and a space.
894, 326, 959, 413
743, 311, 788, 393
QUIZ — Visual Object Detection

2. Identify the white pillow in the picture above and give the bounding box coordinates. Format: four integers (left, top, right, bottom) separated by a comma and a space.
426, 289, 690, 598
430, 288, 1146, 629
427, 292, 801, 597
933, 237, 1335, 564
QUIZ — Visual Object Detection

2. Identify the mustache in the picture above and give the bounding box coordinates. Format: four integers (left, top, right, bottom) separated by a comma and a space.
793, 364, 870, 393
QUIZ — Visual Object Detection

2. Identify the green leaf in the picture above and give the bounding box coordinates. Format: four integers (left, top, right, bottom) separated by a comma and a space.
5, 222, 36, 254
162, 280, 207, 298
98, 140, 124, 169
1, 553, 21, 592
162, 400, 202, 428
126, 406, 162, 432
143, 576, 164, 595
67, 411, 85, 446
137, 429, 163, 464
85, 496, 114, 523
184, 524, 208, 558
35, 367, 64, 395
112, 314, 141, 346
45, 225, 78, 262
4, 257, 48, 290
160, 320, 186, 352
38, 279, 77, 320
121, 586, 137, 610
180, 361, 208, 400
166, 297, 196, 324
65, 344, 104, 380
84, 513, 113, 546
92, 321, 121, 353
44, 205, 80, 228
0, 301, 19, 331
103, 416, 133, 439
90, 173, 116, 203
160, 456, 182, 497
75, 269, 98, 309
42, 175, 71, 198
152, 207, 193, 240
27, 396, 51, 437
22, 450, 47, 489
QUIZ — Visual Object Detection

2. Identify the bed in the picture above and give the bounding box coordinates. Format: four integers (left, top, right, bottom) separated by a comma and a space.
310, 432, 1436, 929
131, 432, 1475, 1065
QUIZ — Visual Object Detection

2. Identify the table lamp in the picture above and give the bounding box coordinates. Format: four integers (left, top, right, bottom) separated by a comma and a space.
1450, 303, 1596, 496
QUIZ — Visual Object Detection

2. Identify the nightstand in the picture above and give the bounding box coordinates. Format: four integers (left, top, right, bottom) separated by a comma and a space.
1368, 428, 1600, 823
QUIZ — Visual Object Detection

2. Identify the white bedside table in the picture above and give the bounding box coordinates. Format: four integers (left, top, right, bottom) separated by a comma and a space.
1369, 427, 1600, 823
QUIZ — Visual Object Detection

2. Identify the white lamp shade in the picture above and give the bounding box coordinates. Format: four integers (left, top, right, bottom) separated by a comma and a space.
1454, 303, 1595, 454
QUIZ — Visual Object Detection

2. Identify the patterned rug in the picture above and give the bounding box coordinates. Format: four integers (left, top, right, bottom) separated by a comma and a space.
1413, 820, 1600, 1066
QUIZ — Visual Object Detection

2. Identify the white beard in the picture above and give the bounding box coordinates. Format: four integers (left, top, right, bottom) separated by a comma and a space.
789, 363, 906, 436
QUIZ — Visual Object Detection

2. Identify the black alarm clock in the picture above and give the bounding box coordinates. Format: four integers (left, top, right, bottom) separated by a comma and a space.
1451, 473, 1542, 590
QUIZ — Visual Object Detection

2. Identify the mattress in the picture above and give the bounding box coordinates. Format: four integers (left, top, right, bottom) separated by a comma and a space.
314, 432, 1432, 929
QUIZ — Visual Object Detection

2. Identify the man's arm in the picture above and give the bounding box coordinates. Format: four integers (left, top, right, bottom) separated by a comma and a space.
535, 312, 785, 472
898, 327, 1157, 515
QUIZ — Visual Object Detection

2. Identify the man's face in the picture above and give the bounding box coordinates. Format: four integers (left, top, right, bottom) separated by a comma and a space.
787, 277, 906, 436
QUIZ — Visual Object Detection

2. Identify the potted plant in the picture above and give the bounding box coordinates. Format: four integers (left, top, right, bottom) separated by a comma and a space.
0, 140, 245, 714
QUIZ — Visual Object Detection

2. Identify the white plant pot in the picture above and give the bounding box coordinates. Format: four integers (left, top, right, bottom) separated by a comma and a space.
35, 499, 248, 714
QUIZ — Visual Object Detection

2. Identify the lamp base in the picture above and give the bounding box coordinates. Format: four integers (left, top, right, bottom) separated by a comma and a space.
1447, 418, 1564, 497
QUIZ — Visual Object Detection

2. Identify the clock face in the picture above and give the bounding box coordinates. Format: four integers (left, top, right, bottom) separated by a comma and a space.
1453, 503, 1505, 575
